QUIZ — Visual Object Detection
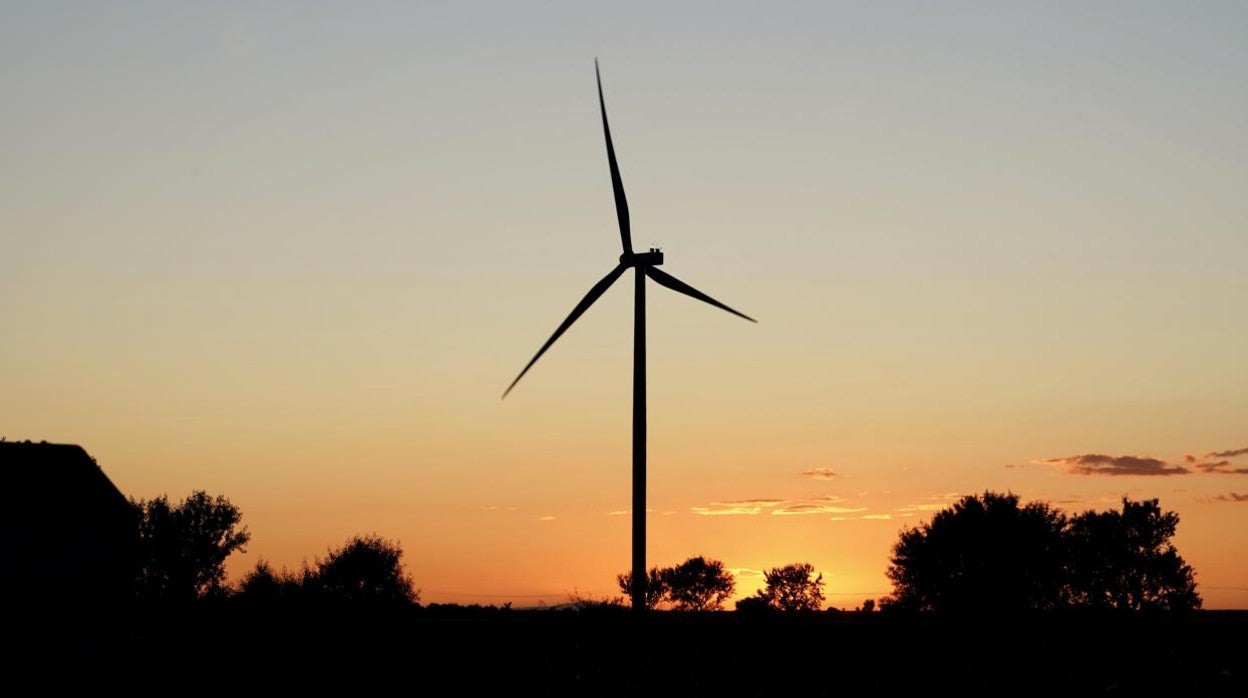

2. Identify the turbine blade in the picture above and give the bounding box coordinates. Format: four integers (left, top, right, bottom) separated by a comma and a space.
596, 59, 632, 254
503, 263, 629, 398
646, 267, 757, 323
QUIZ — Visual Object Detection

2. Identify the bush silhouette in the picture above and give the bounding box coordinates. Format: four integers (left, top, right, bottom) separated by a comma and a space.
305, 534, 418, 604
616, 567, 667, 609
238, 559, 304, 603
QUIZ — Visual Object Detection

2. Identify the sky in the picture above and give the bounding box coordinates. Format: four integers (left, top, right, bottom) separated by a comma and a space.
3, 1, 1247, 608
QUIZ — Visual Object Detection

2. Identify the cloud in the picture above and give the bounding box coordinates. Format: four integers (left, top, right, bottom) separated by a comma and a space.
897, 503, 947, 513
1038, 454, 1189, 476
692, 495, 874, 518
1212, 493, 1248, 503
1195, 460, 1248, 475
727, 568, 764, 578
829, 514, 893, 522
801, 467, 839, 480
691, 498, 783, 516
773, 504, 867, 516
1188, 447, 1248, 473
1041, 447, 1248, 477
537, 516, 556, 521
1207, 447, 1248, 459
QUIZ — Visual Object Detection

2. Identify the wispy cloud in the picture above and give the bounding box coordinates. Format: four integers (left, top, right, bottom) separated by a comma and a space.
538, 515, 556, 521
830, 514, 894, 522
1187, 447, 1248, 473
1194, 460, 1248, 475
1207, 447, 1248, 459
692, 495, 876, 518
773, 503, 867, 516
1038, 454, 1189, 476
1212, 493, 1248, 503
727, 567, 764, 578
898, 503, 947, 513
801, 467, 839, 480
691, 498, 784, 516
895, 494, 965, 515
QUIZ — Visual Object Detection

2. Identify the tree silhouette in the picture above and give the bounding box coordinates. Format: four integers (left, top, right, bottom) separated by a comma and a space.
755, 562, 825, 611
616, 567, 667, 609
1066, 498, 1201, 611
306, 534, 418, 604
885, 491, 1067, 613
132, 491, 249, 603
661, 556, 735, 611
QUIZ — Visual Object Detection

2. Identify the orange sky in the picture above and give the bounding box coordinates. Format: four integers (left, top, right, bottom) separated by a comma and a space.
3, 3, 1247, 607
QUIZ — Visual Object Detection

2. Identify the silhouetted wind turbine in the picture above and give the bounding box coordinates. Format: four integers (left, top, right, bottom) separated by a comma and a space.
503, 60, 755, 611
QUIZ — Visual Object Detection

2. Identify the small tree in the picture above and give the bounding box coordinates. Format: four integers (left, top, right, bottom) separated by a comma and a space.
306, 534, 418, 604
132, 491, 250, 602
1066, 498, 1201, 611
616, 567, 668, 609
662, 556, 735, 611
756, 562, 825, 611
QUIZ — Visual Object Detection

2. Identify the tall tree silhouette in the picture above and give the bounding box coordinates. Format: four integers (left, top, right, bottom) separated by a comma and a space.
885, 491, 1067, 613
132, 491, 249, 603
1066, 498, 1200, 610
756, 562, 826, 611
661, 556, 735, 611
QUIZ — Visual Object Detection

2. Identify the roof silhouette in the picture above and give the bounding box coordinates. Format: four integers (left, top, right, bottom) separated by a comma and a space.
0, 441, 137, 606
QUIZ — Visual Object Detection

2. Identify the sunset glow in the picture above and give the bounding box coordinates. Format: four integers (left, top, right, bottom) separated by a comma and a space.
3, 2, 1246, 609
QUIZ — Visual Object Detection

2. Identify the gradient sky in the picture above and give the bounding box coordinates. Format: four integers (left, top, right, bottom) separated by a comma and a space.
4, 1, 1247, 607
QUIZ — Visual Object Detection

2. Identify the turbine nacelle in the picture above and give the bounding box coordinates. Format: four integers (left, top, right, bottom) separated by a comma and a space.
621, 248, 664, 267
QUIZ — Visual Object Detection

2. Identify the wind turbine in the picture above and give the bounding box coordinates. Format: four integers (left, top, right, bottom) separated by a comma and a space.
503, 60, 755, 611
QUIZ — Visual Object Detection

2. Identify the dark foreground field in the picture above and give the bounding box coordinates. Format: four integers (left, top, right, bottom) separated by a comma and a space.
11, 607, 1247, 695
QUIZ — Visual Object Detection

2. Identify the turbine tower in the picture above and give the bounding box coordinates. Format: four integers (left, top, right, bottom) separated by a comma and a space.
504, 60, 755, 611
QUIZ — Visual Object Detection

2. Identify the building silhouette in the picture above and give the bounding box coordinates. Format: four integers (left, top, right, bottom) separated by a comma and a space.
0, 441, 137, 607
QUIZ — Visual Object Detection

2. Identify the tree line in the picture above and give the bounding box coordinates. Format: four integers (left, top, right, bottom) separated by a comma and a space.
126, 490, 1200, 613
130, 492, 417, 605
